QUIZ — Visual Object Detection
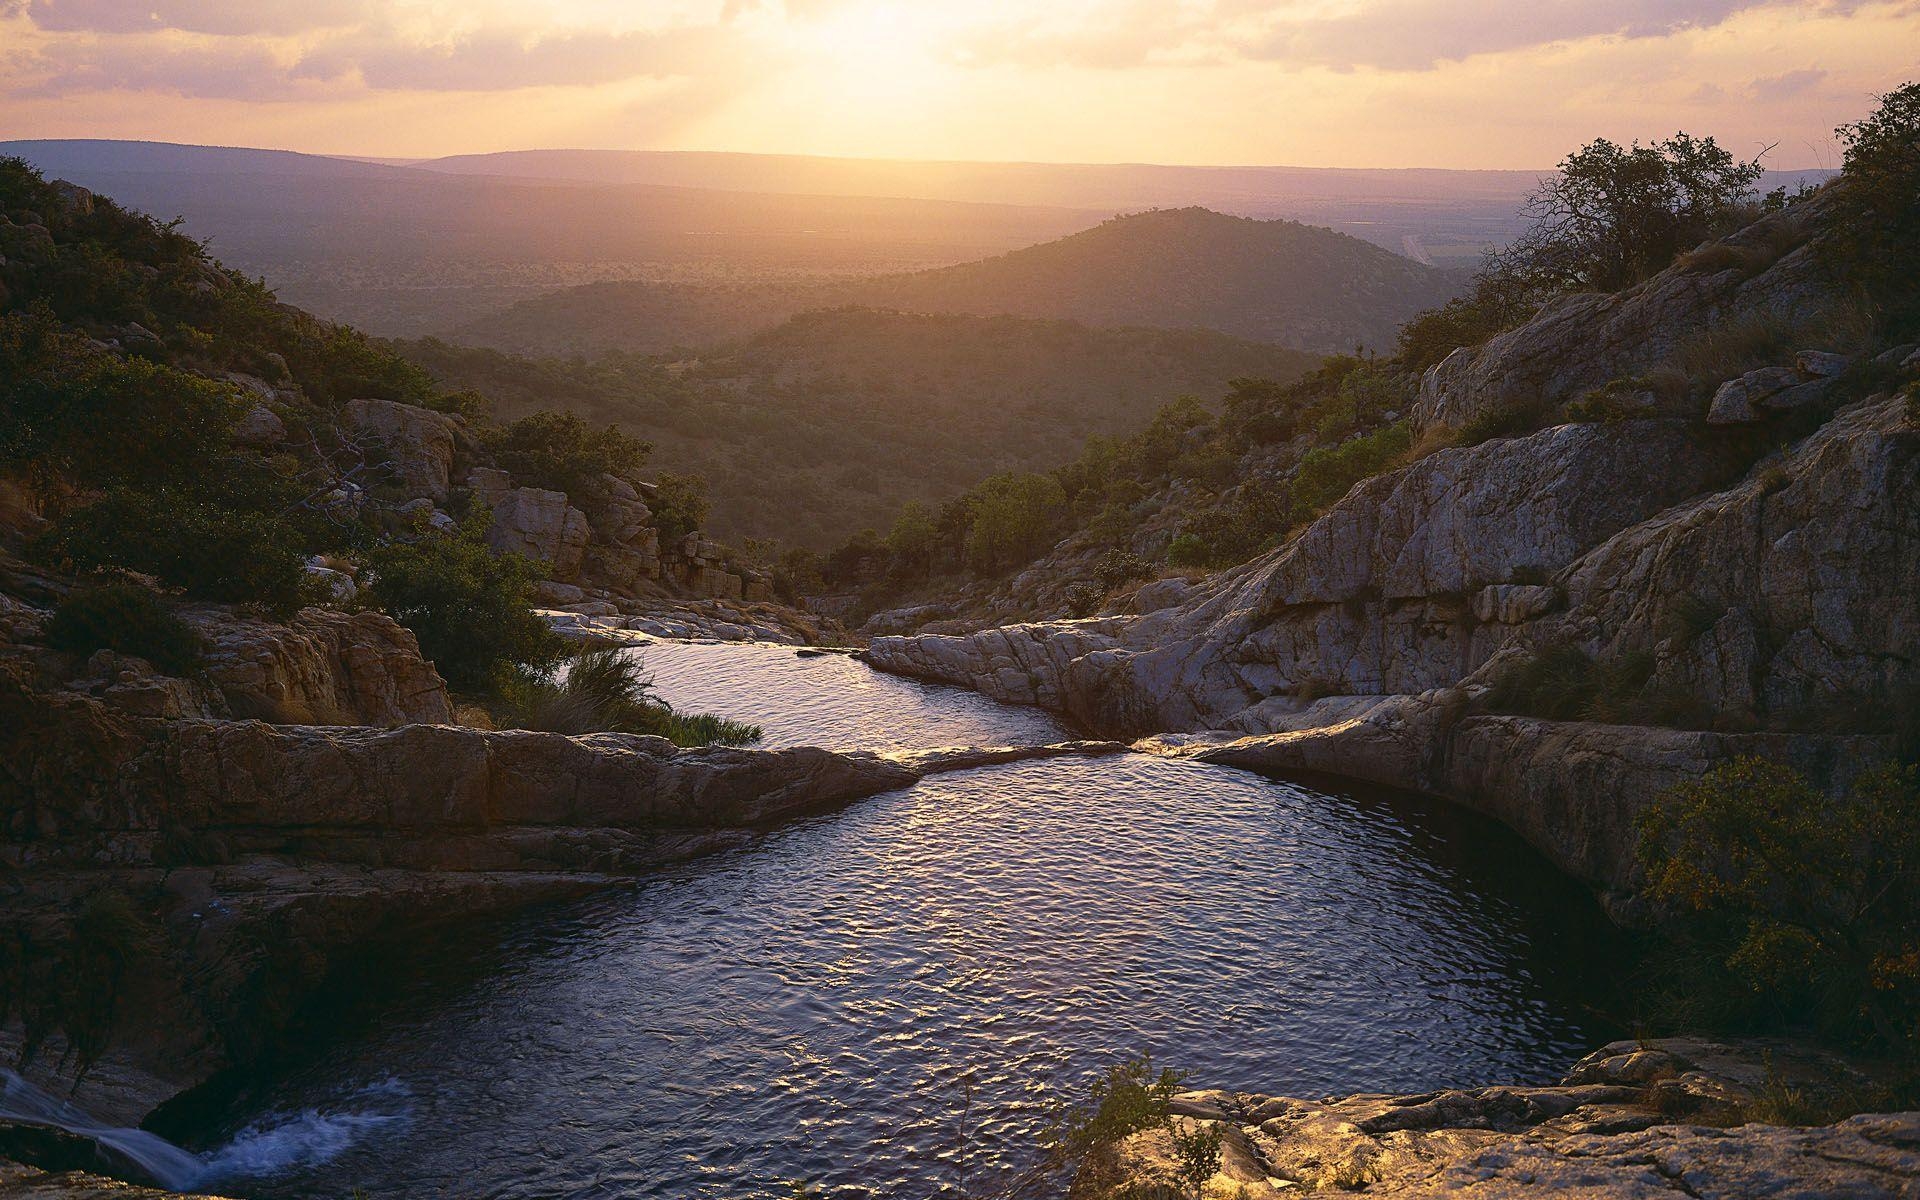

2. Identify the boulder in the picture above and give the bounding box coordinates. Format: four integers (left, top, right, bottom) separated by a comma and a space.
342, 399, 459, 501
486, 488, 591, 581
593, 497, 653, 546
193, 607, 454, 726
1795, 349, 1853, 377
467, 466, 513, 508
231, 404, 286, 447
1705, 365, 1799, 424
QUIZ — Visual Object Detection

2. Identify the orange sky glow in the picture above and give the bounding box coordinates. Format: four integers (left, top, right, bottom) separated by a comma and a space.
0, 0, 1913, 169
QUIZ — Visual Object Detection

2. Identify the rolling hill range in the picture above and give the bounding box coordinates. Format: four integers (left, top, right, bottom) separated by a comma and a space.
401, 308, 1319, 547
450, 207, 1466, 356
0, 139, 1095, 336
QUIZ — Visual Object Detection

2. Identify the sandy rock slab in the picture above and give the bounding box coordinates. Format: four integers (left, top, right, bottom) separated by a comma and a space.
1088, 1039, 1917, 1199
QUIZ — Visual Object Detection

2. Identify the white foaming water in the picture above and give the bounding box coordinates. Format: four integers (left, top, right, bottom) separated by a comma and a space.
199, 1078, 413, 1184
0, 1068, 409, 1190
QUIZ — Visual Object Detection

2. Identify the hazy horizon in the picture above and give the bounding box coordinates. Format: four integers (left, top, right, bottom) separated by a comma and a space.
2, 2, 1912, 171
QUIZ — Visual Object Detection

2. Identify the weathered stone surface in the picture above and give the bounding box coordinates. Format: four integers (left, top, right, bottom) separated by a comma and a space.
1796, 349, 1854, 377
340, 399, 459, 501
192, 607, 454, 727
1087, 1039, 1914, 1200
229, 404, 285, 447
871, 421, 1736, 735
0, 1159, 238, 1199
1410, 198, 1836, 436
466, 466, 513, 508
485, 487, 591, 580
1707, 366, 1800, 424
1473, 584, 1560, 624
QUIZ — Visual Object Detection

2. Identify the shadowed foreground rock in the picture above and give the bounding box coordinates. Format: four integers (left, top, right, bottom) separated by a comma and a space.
1087, 1040, 1920, 1198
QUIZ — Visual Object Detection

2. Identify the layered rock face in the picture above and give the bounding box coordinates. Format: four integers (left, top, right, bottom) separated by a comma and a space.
1090, 1039, 1919, 1198
1410, 196, 1838, 435
192, 607, 454, 726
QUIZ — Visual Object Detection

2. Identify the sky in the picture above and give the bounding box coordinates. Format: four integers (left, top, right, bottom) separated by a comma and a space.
0, 0, 1913, 169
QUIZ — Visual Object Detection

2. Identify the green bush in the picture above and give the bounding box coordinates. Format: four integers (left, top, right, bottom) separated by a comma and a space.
964, 471, 1067, 571
484, 410, 651, 502
1830, 80, 1920, 330
364, 526, 565, 693
45, 583, 204, 674
39, 488, 313, 615
1092, 550, 1153, 593
1638, 758, 1920, 1052
650, 471, 711, 545
1290, 421, 1412, 521
497, 647, 761, 747
0, 312, 241, 489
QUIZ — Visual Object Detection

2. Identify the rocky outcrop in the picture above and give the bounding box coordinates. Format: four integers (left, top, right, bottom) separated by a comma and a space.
191, 607, 454, 727
869, 354, 1916, 904
871, 419, 1750, 736
484, 487, 592, 580
340, 398, 460, 502
1090, 1039, 1916, 1198
1410, 198, 1838, 436
1156, 711, 1883, 907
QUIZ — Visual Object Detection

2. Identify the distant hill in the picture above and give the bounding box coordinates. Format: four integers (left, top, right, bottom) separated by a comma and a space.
402, 308, 1319, 547
0, 139, 1095, 336
452, 207, 1465, 356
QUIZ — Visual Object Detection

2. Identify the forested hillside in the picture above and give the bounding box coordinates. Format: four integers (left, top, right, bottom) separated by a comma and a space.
449, 208, 1462, 356
402, 308, 1317, 547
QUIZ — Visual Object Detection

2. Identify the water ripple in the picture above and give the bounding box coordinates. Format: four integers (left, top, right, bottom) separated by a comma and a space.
194, 643, 1619, 1199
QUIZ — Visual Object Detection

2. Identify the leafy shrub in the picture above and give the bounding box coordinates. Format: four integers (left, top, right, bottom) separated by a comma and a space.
650, 471, 711, 545
1092, 550, 1153, 593
1638, 758, 1920, 1052
1485, 644, 1707, 727
39, 488, 312, 615
1396, 266, 1544, 370
364, 526, 564, 693
485, 410, 651, 502
1830, 80, 1920, 330
45, 583, 203, 674
0, 312, 241, 489
497, 647, 761, 747
1043, 1053, 1185, 1189
964, 471, 1067, 570
1455, 398, 1550, 445
1063, 581, 1105, 618
1290, 421, 1413, 520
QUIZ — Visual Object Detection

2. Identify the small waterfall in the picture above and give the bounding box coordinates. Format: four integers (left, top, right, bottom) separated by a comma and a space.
0, 1069, 207, 1190
0, 1070, 411, 1192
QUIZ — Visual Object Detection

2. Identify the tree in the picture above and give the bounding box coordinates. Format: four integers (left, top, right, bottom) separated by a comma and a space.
648, 471, 710, 545
964, 471, 1066, 571
1831, 81, 1920, 326
884, 501, 940, 579
1506, 133, 1767, 293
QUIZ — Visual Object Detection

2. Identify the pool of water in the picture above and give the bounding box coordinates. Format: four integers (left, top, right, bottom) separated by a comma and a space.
181, 642, 1620, 1199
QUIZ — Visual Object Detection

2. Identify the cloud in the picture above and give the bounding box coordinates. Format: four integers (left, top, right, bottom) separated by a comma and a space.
25, 0, 371, 36
294, 26, 732, 91
6, 36, 304, 99
1749, 66, 1828, 99
951, 0, 1865, 73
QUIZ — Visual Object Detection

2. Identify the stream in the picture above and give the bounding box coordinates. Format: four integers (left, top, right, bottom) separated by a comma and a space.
148, 642, 1617, 1198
